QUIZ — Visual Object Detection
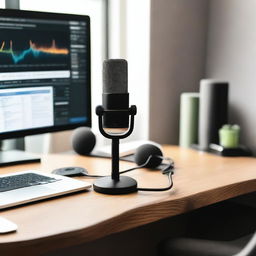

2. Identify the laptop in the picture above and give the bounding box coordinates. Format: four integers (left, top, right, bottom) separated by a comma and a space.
0, 170, 91, 210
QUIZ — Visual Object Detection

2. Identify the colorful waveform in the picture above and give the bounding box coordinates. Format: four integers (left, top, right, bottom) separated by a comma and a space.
0, 40, 69, 64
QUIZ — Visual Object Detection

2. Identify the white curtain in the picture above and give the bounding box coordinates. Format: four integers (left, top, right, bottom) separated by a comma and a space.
108, 0, 151, 142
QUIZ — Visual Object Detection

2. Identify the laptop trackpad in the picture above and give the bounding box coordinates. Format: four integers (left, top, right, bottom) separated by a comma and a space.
0, 186, 57, 205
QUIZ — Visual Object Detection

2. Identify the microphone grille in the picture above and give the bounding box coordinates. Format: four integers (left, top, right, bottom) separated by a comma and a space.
103, 59, 128, 93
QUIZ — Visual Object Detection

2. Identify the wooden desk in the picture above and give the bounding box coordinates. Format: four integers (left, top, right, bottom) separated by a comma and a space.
0, 145, 256, 255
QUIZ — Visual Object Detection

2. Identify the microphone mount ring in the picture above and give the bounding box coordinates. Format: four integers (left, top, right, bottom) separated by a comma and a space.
96, 105, 137, 139
94, 105, 138, 195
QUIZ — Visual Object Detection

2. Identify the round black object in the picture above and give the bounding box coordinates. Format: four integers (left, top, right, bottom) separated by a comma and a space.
134, 144, 163, 168
52, 167, 88, 177
71, 127, 96, 155
93, 176, 137, 195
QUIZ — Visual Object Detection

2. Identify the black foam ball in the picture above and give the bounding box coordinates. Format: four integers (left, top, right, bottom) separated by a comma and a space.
134, 144, 163, 168
71, 127, 96, 155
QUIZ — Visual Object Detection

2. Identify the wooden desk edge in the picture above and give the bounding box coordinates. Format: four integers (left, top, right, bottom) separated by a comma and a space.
1, 178, 256, 255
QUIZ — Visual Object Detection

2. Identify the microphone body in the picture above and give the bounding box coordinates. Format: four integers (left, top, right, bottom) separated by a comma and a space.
103, 59, 129, 130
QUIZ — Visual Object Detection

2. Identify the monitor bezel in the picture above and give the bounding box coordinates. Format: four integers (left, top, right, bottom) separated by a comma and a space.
0, 8, 91, 140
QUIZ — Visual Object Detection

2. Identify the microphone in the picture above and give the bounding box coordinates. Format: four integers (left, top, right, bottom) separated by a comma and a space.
94, 59, 138, 194
103, 59, 129, 132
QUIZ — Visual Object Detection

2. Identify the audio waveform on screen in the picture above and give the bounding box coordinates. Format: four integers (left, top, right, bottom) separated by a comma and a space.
0, 40, 69, 64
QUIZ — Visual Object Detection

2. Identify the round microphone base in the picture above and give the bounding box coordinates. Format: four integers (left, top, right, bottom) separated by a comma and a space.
93, 176, 137, 195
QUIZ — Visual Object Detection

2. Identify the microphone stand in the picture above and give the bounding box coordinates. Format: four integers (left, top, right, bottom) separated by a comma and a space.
93, 105, 138, 194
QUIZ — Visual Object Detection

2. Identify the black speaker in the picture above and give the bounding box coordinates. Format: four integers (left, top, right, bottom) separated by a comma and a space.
134, 144, 163, 168
71, 127, 96, 155
198, 79, 229, 150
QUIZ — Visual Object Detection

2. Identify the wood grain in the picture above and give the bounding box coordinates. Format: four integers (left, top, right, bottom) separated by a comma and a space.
0, 145, 256, 255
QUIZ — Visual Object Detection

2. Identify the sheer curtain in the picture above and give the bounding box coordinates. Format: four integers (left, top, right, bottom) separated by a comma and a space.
0, 0, 5, 7
108, 0, 150, 142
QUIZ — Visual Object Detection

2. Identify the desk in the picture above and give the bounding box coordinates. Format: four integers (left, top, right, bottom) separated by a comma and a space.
0, 145, 256, 255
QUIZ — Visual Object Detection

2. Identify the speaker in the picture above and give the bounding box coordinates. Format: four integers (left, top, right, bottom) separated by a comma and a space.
198, 79, 229, 150
134, 144, 163, 168
179, 92, 199, 148
71, 127, 96, 155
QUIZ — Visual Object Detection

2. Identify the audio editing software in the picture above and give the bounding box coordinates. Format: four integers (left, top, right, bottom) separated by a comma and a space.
0, 15, 89, 133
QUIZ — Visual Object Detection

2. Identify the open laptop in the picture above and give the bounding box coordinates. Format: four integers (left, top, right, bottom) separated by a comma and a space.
0, 170, 91, 210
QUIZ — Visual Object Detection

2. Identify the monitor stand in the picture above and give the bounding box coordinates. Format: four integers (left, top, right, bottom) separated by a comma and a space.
0, 150, 41, 167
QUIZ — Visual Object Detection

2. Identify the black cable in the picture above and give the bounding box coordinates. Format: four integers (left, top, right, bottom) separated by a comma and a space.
119, 155, 174, 174
86, 170, 174, 192
137, 170, 174, 192
119, 155, 175, 192
119, 155, 155, 174
85, 155, 175, 192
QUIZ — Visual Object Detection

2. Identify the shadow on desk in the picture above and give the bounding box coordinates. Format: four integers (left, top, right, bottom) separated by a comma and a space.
45, 192, 256, 256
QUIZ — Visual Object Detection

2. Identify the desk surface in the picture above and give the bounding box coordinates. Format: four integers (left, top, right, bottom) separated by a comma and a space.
1, 145, 256, 255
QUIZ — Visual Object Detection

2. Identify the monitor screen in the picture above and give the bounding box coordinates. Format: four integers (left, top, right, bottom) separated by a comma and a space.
0, 9, 91, 140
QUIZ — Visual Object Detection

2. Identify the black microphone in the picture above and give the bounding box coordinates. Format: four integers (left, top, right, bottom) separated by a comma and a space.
102, 59, 129, 132
94, 59, 138, 194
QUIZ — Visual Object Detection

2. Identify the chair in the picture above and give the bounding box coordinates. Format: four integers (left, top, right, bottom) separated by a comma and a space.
159, 231, 256, 256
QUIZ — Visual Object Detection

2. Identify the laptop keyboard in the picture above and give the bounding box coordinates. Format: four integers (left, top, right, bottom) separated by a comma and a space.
0, 173, 59, 192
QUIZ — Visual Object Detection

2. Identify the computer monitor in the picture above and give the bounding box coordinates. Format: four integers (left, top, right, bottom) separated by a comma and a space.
0, 9, 91, 166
